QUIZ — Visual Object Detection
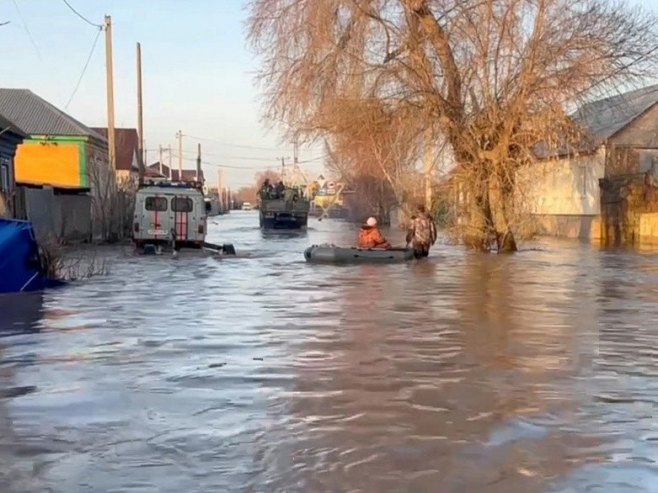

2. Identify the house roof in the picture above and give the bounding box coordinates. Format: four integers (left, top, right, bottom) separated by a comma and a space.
147, 162, 169, 177
173, 169, 204, 182
0, 113, 27, 138
91, 127, 139, 171
145, 167, 165, 178
146, 162, 204, 182
571, 84, 658, 142
533, 84, 658, 159
0, 89, 105, 140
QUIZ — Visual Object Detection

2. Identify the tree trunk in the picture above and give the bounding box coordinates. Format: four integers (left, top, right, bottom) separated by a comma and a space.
452, 154, 518, 253
462, 187, 491, 251
487, 169, 518, 253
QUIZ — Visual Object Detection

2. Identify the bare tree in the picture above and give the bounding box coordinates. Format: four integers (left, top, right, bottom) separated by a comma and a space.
235, 169, 282, 204
248, 0, 658, 251
88, 157, 136, 242
321, 99, 423, 223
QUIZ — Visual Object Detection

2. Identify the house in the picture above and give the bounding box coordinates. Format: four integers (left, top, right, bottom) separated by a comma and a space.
145, 162, 204, 183
145, 162, 167, 179
0, 88, 109, 241
0, 114, 27, 217
91, 127, 141, 183
521, 84, 658, 243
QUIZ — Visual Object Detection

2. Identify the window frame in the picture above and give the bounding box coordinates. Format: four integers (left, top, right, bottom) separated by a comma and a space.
145, 196, 168, 212
0, 158, 9, 192
171, 196, 194, 213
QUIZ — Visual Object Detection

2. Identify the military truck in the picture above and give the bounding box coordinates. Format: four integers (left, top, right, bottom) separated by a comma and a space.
258, 186, 310, 229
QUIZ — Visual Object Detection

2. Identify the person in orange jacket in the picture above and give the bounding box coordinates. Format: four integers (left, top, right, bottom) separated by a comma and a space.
357, 217, 391, 249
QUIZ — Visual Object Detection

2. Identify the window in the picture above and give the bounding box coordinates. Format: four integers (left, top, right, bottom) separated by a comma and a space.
0, 157, 9, 192
145, 196, 167, 211
0, 165, 8, 192
172, 197, 193, 212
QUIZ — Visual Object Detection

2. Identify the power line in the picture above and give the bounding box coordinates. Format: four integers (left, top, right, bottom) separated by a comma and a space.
65, 26, 103, 110
61, 0, 102, 28
173, 150, 281, 163
202, 160, 275, 170
166, 154, 266, 170
170, 148, 324, 164
11, 0, 41, 60
184, 133, 282, 152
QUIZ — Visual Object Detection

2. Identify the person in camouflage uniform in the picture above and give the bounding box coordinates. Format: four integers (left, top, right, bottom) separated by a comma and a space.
406, 204, 437, 258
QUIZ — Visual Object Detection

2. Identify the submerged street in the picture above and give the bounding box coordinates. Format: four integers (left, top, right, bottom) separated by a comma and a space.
2, 212, 658, 492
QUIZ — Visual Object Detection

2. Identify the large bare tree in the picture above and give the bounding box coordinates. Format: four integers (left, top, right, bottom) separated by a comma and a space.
321, 98, 424, 222
248, 0, 658, 251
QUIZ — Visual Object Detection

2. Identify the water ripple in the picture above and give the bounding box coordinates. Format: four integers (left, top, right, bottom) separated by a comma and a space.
1, 215, 658, 491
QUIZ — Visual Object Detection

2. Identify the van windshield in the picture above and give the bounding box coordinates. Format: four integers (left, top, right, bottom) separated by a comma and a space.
172, 197, 194, 212
145, 197, 167, 211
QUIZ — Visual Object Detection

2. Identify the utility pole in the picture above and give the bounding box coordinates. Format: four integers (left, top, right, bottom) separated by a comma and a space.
196, 143, 201, 183
177, 130, 183, 181
136, 42, 144, 183
104, 15, 116, 171
158, 145, 163, 175
424, 128, 433, 211
218, 168, 224, 208
168, 144, 172, 179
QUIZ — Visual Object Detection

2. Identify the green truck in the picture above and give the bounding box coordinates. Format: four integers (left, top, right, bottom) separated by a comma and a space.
258, 187, 310, 229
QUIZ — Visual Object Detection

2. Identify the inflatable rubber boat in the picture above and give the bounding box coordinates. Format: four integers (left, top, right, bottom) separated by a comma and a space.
303, 244, 415, 264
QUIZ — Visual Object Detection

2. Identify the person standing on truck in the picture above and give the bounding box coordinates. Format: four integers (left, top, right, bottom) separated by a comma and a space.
406, 204, 437, 258
260, 178, 274, 199
275, 181, 285, 199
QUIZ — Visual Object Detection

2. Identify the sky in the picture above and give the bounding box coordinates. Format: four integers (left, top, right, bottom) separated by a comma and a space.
0, 0, 326, 189
2, 0, 657, 190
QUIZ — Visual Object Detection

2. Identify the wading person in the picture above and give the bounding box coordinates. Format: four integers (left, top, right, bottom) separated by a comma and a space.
406, 205, 437, 258
358, 217, 391, 249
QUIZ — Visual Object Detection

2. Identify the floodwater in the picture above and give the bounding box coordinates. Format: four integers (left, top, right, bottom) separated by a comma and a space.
2, 212, 658, 492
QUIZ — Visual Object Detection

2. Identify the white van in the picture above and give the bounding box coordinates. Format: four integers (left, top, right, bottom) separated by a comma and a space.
241, 202, 252, 211
133, 182, 208, 249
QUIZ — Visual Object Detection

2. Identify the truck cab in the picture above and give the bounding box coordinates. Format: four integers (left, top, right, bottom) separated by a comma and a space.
133, 181, 207, 249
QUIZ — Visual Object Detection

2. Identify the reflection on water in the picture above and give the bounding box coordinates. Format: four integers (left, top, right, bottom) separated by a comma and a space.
1, 212, 658, 492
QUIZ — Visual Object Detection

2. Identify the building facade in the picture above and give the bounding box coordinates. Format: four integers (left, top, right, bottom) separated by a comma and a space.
521, 85, 658, 243
0, 89, 109, 241
0, 115, 27, 217
91, 127, 141, 183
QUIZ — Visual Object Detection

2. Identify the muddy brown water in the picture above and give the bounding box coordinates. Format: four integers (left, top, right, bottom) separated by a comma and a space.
2, 211, 658, 492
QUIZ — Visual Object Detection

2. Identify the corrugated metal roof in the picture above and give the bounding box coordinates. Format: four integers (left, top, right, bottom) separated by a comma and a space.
534, 84, 658, 159
0, 89, 106, 140
571, 84, 658, 142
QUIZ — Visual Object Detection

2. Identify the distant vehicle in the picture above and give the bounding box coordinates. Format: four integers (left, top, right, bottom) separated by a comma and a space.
241, 202, 252, 211
259, 186, 310, 229
133, 181, 207, 249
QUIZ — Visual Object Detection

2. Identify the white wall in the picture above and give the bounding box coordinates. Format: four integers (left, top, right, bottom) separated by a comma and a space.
518, 148, 605, 216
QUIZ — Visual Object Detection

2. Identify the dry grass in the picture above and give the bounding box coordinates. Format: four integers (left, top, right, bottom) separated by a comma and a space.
39, 237, 109, 281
